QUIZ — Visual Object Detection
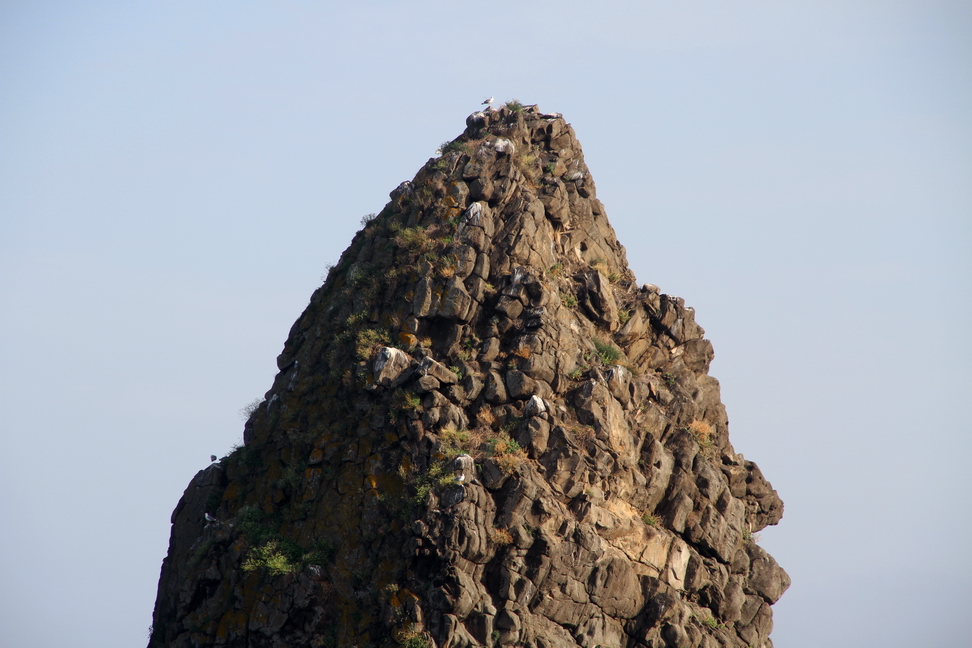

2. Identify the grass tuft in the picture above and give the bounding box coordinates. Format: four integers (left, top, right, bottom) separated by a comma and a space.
592, 337, 623, 365
688, 420, 714, 451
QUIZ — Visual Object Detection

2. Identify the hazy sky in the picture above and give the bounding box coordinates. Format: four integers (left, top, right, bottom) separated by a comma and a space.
1, 2, 969, 647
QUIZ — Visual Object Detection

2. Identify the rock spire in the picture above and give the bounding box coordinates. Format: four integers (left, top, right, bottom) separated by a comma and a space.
149, 103, 788, 648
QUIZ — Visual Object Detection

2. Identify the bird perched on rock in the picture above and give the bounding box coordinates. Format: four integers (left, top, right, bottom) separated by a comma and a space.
204, 512, 217, 523
482, 96, 494, 108
210, 455, 217, 462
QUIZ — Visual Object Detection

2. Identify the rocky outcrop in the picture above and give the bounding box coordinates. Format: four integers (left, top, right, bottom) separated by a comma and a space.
149, 103, 787, 648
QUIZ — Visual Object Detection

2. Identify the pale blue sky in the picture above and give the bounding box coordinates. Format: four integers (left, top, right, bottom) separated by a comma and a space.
1, 2, 969, 647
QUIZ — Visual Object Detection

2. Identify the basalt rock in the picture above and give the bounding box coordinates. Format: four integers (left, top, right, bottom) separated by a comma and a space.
149, 104, 787, 648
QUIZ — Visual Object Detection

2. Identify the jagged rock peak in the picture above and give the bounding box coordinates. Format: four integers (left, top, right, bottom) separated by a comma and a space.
149, 104, 788, 648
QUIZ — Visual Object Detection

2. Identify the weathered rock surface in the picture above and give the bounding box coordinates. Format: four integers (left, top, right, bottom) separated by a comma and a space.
149, 103, 787, 648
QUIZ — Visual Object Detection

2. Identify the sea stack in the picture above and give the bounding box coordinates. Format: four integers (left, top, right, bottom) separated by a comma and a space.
149, 103, 788, 648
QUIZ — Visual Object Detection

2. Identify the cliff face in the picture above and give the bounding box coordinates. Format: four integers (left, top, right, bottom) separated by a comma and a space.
149, 104, 788, 648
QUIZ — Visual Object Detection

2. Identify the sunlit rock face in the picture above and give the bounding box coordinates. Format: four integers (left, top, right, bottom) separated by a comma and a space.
148, 104, 787, 648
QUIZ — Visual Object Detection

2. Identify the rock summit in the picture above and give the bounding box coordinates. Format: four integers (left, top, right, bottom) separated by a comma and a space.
149, 103, 788, 648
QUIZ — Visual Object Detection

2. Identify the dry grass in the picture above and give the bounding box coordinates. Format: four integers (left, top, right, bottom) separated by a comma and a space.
512, 346, 531, 360
688, 420, 714, 451
488, 527, 514, 545
355, 328, 390, 361
490, 434, 527, 475
393, 226, 433, 254
590, 258, 609, 275
476, 406, 497, 428
574, 426, 596, 447
440, 425, 488, 459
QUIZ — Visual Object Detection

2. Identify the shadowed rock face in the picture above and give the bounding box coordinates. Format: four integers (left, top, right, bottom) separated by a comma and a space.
149, 105, 787, 648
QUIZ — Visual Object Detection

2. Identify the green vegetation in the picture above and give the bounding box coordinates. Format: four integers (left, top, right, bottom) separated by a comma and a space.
662, 372, 677, 388
592, 337, 623, 365
440, 426, 475, 459
389, 390, 422, 423
392, 224, 433, 254
396, 626, 432, 648
236, 507, 336, 576
505, 98, 524, 112
561, 293, 577, 308
242, 540, 298, 576
189, 537, 215, 568
438, 140, 471, 156
642, 512, 660, 527
272, 460, 308, 494
408, 459, 456, 508
567, 368, 586, 381
488, 433, 527, 475
698, 615, 725, 630
355, 327, 391, 361
499, 416, 522, 436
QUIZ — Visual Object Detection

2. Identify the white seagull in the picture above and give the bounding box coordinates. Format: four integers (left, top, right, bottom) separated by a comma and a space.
482, 96, 494, 108
204, 512, 217, 523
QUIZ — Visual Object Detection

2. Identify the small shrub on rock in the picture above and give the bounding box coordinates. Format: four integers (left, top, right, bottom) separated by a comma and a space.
489, 433, 527, 475
395, 625, 432, 648
698, 615, 725, 630
243, 540, 298, 576
356, 328, 390, 361
392, 224, 433, 254
440, 425, 486, 459
438, 140, 471, 156
593, 337, 623, 365
239, 398, 264, 421
488, 527, 514, 545
688, 420, 714, 451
